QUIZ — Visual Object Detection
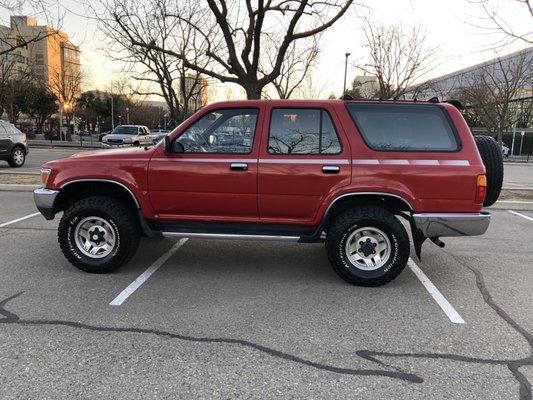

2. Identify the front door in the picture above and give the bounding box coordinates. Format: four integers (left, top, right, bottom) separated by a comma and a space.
258, 106, 351, 224
148, 106, 263, 222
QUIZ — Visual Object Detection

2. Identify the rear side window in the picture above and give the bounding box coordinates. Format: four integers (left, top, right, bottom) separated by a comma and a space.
268, 108, 342, 154
346, 104, 459, 152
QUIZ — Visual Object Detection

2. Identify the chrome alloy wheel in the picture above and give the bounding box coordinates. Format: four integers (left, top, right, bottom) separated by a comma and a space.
74, 216, 117, 259
344, 227, 391, 271
13, 148, 24, 165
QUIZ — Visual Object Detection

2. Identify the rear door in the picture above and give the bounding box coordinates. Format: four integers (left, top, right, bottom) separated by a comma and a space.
258, 105, 351, 224
148, 106, 263, 221
0, 123, 11, 155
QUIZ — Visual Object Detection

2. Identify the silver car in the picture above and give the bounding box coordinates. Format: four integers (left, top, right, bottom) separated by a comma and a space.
0, 120, 28, 167
101, 125, 154, 147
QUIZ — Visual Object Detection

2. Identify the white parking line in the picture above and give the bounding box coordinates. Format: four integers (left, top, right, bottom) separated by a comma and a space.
408, 258, 466, 324
110, 238, 188, 306
0, 212, 41, 228
508, 210, 533, 222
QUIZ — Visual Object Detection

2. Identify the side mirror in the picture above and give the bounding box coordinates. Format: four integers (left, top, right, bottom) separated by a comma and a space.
163, 135, 171, 153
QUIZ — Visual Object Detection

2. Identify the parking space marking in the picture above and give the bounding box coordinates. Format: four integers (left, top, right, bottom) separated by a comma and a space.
508, 210, 533, 222
0, 212, 41, 228
110, 238, 188, 306
408, 258, 466, 324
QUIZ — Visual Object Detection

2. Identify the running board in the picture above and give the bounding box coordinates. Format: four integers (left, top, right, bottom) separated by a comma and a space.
161, 232, 300, 242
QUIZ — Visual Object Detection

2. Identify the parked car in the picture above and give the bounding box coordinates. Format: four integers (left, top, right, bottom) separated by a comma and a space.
150, 129, 171, 144
101, 125, 153, 147
501, 143, 510, 158
34, 99, 503, 286
0, 120, 28, 167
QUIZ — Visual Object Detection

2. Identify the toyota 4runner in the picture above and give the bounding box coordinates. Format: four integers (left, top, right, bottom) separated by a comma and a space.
34, 99, 503, 286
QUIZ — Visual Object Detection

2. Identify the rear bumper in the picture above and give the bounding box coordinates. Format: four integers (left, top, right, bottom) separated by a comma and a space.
413, 212, 491, 237
33, 187, 59, 220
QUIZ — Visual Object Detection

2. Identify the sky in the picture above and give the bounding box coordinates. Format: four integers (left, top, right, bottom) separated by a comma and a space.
2, 0, 532, 100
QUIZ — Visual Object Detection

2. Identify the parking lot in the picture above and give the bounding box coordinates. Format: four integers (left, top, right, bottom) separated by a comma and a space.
0, 187, 532, 399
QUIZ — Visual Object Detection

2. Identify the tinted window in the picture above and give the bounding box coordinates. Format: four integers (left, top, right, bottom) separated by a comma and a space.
268, 108, 341, 154
175, 108, 258, 154
346, 104, 459, 152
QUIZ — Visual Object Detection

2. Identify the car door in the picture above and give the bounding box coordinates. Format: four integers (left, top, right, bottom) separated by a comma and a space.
258, 105, 351, 224
0, 123, 11, 155
148, 105, 263, 222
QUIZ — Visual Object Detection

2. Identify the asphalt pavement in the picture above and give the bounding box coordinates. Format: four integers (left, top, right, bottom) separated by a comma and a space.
0, 189, 532, 399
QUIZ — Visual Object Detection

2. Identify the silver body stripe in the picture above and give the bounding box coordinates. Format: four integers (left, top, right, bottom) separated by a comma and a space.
159, 158, 469, 166
353, 159, 470, 166
259, 159, 350, 165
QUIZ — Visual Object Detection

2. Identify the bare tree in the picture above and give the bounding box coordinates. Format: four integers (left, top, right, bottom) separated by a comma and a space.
355, 17, 437, 99
267, 36, 320, 99
457, 49, 533, 147
98, 0, 354, 99
49, 67, 83, 135
469, 0, 532, 45
99, 0, 211, 123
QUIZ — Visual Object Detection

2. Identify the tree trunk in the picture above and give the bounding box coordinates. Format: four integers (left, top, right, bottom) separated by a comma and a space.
245, 83, 263, 100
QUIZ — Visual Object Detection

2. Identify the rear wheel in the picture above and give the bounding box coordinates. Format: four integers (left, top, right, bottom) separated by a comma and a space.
8, 147, 25, 167
58, 196, 140, 273
474, 135, 503, 207
325, 207, 410, 286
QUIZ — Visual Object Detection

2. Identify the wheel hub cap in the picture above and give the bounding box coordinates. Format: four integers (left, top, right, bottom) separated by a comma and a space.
74, 216, 116, 259
345, 227, 391, 271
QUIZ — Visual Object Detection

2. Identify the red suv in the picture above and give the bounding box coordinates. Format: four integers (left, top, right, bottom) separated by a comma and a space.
34, 100, 502, 286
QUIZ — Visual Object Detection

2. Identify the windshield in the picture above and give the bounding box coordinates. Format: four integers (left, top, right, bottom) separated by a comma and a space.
112, 126, 138, 135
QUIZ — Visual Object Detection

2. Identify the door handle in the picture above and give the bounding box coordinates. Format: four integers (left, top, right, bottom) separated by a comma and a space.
322, 165, 340, 174
230, 162, 248, 171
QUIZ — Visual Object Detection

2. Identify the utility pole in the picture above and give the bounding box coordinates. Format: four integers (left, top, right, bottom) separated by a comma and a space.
343, 52, 351, 96
110, 96, 115, 130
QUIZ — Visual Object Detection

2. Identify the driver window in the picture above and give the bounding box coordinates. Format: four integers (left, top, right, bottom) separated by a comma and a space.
174, 108, 258, 154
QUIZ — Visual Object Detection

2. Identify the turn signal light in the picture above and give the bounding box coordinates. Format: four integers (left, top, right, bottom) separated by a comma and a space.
40, 168, 51, 187
475, 175, 487, 204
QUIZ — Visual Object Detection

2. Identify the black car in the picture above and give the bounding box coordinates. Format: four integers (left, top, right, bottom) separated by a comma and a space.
0, 120, 28, 167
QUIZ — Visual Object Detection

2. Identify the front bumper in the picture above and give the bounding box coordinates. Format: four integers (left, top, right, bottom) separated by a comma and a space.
33, 188, 59, 220
413, 212, 491, 237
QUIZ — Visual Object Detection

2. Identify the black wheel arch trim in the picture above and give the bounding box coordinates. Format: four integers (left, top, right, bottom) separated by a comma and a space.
300, 192, 415, 243
59, 179, 141, 209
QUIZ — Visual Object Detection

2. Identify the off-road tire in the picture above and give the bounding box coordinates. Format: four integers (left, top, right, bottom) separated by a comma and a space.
58, 196, 140, 273
7, 146, 25, 167
325, 207, 410, 286
474, 135, 503, 207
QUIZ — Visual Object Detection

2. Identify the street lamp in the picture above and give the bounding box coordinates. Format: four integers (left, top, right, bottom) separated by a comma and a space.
126, 107, 130, 124
343, 52, 351, 96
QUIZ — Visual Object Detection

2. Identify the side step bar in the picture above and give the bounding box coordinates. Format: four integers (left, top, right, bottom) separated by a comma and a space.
161, 232, 300, 242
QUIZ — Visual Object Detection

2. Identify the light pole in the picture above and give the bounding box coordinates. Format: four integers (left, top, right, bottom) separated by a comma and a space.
519, 131, 525, 156
343, 52, 351, 96
126, 107, 130, 124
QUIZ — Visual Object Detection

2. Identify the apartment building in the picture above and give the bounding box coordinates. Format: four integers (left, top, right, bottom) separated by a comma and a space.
0, 16, 81, 99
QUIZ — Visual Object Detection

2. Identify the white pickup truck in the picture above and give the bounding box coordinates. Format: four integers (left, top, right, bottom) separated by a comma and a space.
101, 125, 154, 147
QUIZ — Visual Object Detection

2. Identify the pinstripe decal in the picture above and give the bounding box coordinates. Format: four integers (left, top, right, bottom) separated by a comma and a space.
353, 159, 470, 166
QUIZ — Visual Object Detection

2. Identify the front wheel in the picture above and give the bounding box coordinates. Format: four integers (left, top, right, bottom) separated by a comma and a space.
58, 196, 140, 273
325, 207, 410, 286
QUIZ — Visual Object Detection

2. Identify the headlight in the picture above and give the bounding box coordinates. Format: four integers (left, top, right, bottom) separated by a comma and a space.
123, 138, 132, 144
40, 168, 52, 187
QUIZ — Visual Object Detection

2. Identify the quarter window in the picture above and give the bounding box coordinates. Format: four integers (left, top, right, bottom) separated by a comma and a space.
346, 104, 459, 152
175, 108, 258, 154
268, 108, 342, 154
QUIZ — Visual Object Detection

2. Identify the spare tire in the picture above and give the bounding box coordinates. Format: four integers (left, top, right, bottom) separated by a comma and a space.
474, 135, 504, 207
